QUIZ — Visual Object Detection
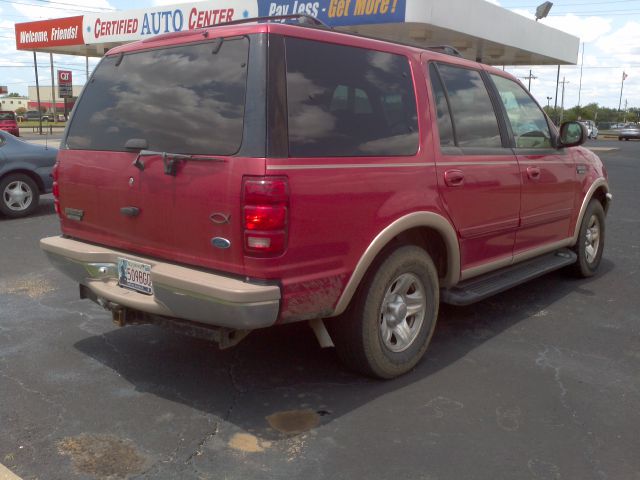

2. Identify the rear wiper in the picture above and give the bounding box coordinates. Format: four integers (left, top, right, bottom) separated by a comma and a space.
132, 150, 226, 176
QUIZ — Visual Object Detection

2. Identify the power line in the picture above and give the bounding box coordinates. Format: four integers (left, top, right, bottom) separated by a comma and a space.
0, 0, 114, 14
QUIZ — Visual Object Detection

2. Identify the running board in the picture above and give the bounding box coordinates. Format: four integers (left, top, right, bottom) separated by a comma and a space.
441, 249, 577, 306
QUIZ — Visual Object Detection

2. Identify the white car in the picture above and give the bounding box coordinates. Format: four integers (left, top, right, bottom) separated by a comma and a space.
579, 120, 598, 139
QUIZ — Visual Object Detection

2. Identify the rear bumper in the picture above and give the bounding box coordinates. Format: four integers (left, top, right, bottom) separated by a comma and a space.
40, 236, 281, 330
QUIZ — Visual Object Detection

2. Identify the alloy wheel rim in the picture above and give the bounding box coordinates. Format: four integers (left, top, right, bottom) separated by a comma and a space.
379, 272, 426, 353
3, 180, 33, 211
584, 214, 601, 264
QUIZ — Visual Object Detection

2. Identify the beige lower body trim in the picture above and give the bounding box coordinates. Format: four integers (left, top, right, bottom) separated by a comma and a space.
460, 238, 574, 282
0, 463, 22, 480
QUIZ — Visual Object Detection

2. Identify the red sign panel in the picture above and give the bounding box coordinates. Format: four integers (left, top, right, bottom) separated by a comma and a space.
15, 16, 84, 50
58, 70, 72, 85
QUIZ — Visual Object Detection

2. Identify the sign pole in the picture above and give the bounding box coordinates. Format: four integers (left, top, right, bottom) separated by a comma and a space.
50, 53, 56, 125
33, 51, 42, 134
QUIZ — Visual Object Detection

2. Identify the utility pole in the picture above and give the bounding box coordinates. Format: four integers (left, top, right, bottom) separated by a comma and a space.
521, 69, 537, 91
559, 77, 569, 125
618, 71, 628, 112
578, 42, 585, 107
554, 65, 561, 125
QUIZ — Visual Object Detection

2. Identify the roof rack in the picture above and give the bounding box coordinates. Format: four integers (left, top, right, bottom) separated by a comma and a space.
424, 45, 463, 58
202, 14, 332, 30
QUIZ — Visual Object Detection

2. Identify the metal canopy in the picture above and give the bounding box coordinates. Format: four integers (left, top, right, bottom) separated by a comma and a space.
14, 0, 579, 65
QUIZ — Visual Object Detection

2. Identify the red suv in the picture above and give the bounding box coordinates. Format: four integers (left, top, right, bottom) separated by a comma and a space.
41, 17, 611, 378
0, 111, 19, 136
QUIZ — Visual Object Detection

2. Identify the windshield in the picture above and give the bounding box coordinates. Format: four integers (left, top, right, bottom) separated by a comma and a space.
0, 112, 16, 121
66, 36, 250, 155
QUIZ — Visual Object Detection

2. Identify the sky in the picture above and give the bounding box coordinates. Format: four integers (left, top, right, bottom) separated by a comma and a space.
0, 0, 639, 110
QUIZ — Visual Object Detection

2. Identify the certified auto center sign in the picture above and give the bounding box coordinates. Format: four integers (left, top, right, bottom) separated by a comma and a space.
15, 0, 406, 49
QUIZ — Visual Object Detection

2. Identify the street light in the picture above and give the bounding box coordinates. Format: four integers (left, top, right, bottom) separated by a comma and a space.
546, 96, 552, 108
535, 1, 553, 21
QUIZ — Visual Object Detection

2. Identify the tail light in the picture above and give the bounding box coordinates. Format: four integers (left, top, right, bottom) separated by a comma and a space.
242, 176, 289, 256
52, 161, 61, 218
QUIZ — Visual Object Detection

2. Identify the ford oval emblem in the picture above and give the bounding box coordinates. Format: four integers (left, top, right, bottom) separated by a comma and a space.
211, 237, 231, 249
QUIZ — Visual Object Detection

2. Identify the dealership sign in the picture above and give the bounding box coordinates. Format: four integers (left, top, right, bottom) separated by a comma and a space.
16, 0, 407, 50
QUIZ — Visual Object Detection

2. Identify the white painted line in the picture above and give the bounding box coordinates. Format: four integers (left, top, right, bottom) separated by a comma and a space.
587, 147, 618, 152
0, 463, 22, 480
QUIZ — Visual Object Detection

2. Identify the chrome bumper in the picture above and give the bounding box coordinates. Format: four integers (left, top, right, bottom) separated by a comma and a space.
40, 236, 280, 330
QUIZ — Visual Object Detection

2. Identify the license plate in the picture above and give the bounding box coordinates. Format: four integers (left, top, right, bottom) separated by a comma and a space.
117, 258, 153, 295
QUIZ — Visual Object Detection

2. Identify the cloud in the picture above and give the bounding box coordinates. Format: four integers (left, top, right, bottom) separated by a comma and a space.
597, 21, 640, 64
510, 9, 612, 44
12, 0, 115, 20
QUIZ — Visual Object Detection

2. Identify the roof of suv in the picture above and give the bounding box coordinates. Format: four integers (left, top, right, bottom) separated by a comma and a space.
108, 21, 453, 59
106, 19, 519, 86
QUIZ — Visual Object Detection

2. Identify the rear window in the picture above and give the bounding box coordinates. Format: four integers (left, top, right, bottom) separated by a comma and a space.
285, 37, 419, 157
0, 112, 16, 121
66, 37, 249, 155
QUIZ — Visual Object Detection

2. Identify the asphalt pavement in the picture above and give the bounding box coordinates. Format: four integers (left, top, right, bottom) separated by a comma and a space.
0, 140, 638, 479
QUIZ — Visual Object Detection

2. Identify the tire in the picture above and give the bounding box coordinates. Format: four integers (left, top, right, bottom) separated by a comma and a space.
0, 173, 40, 218
330, 245, 439, 379
571, 199, 605, 278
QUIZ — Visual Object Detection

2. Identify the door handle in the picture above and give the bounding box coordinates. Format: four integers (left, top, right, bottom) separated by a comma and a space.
444, 169, 464, 187
120, 206, 141, 217
526, 166, 541, 180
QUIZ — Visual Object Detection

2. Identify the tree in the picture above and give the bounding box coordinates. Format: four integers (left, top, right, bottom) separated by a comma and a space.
2, 92, 22, 98
15, 107, 26, 116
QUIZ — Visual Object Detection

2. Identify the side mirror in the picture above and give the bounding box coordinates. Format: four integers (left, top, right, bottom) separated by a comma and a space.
557, 121, 587, 148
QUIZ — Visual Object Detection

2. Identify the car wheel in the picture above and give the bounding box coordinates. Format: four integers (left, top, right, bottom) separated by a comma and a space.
330, 245, 439, 379
618, 137, 622, 141
0, 173, 40, 218
571, 199, 605, 278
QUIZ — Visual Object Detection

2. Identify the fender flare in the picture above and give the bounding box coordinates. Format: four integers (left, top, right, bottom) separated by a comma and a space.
332, 211, 460, 317
571, 178, 610, 244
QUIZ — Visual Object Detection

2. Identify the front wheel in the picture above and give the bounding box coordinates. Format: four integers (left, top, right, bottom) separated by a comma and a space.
0, 173, 40, 218
571, 199, 605, 277
330, 245, 439, 379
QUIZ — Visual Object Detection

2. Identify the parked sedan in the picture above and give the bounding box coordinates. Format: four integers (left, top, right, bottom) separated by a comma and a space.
0, 130, 57, 218
0, 111, 19, 137
618, 125, 640, 141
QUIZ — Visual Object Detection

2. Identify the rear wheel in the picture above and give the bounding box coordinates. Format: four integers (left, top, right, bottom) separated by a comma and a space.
0, 173, 40, 218
571, 199, 605, 277
330, 245, 439, 379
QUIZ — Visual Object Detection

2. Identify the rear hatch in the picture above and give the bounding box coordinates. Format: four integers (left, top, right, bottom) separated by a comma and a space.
58, 32, 267, 276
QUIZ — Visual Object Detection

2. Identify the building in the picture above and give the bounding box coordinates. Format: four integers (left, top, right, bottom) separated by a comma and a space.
26, 85, 82, 114
0, 96, 28, 112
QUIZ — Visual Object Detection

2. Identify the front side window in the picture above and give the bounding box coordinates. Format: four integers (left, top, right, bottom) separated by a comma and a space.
66, 37, 249, 155
285, 37, 419, 157
435, 64, 502, 148
491, 74, 552, 149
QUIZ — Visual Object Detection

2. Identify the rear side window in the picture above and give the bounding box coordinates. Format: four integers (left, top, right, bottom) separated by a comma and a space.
66, 37, 249, 155
434, 63, 502, 148
285, 38, 419, 157
428, 64, 455, 147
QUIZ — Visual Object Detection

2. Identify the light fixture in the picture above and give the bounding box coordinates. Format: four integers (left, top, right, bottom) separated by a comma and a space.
535, 1, 553, 21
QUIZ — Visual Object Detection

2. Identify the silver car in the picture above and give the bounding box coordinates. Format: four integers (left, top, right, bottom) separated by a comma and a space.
0, 130, 57, 218
618, 124, 640, 141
